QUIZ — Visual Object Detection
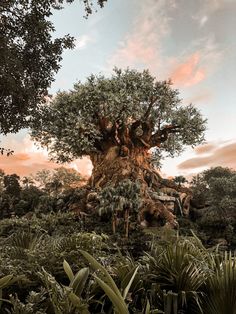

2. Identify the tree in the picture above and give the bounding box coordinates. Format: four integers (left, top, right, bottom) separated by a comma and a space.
21, 176, 34, 189
33, 167, 82, 193
31, 68, 206, 227
3, 174, 21, 197
51, 167, 82, 190
33, 169, 52, 190
191, 166, 236, 208
173, 175, 188, 187
0, 0, 107, 135
190, 167, 236, 244
0, 169, 5, 193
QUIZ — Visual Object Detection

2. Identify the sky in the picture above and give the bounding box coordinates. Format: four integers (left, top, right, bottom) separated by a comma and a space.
1, 0, 236, 179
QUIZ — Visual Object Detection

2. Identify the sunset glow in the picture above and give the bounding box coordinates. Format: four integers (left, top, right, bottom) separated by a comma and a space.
1, 0, 235, 178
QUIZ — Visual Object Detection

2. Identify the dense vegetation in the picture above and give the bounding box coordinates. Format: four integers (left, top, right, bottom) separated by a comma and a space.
0, 166, 236, 313
0, 0, 107, 135
1, 1, 234, 312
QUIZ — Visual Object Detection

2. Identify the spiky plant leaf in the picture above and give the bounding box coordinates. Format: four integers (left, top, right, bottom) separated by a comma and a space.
70, 267, 89, 297
203, 251, 236, 314
94, 275, 129, 314
63, 259, 74, 281
122, 266, 139, 300
79, 250, 123, 299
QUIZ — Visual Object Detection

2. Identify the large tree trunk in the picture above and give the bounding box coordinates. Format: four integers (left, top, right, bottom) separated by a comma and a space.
88, 145, 179, 228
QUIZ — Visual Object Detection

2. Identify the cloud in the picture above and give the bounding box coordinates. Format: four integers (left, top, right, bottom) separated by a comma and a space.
178, 141, 236, 170
194, 143, 217, 155
0, 152, 92, 177
169, 34, 223, 87
192, 0, 234, 26
107, 1, 222, 88
75, 34, 93, 50
199, 15, 208, 27
170, 52, 206, 86
185, 90, 213, 106
0, 134, 92, 177
107, 0, 172, 72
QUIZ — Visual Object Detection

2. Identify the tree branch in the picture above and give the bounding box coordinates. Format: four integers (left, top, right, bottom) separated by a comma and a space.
150, 124, 181, 147
143, 95, 159, 120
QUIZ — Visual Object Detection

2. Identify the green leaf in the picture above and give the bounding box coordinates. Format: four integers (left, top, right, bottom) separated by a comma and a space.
63, 259, 74, 282
79, 250, 123, 299
0, 275, 14, 289
122, 266, 139, 300
144, 299, 151, 314
94, 275, 129, 314
70, 267, 89, 297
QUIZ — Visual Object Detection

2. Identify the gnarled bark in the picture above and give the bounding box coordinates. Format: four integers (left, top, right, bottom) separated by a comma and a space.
89, 145, 179, 228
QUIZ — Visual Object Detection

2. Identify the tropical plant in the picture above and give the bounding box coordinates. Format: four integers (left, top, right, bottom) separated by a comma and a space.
6, 289, 48, 314
38, 263, 90, 314
142, 234, 211, 313
80, 250, 139, 314
202, 251, 236, 314
98, 179, 141, 236
0, 274, 15, 310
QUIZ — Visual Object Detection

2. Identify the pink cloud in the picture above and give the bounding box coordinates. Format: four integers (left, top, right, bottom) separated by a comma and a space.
170, 52, 206, 87
107, 0, 171, 72
178, 142, 236, 170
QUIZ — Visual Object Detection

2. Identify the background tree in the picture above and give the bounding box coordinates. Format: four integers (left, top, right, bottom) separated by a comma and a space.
21, 176, 34, 189
33, 167, 82, 192
51, 167, 82, 191
0, 0, 107, 135
173, 175, 188, 187
190, 166, 236, 245
0, 169, 5, 193
3, 174, 21, 198
191, 166, 235, 208
31, 68, 206, 227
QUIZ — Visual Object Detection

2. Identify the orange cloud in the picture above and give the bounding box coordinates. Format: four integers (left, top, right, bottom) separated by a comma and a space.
0, 133, 93, 178
170, 52, 206, 87
178, 142, 236, 170
0, 151, 92, 178
194, 143, 217, 155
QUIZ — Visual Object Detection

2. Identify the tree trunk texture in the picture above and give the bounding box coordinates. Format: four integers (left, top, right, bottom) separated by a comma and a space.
87, 145, 190, 229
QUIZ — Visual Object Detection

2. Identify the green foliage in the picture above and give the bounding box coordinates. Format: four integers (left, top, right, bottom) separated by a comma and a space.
39, 267, 89, 314
0, 274, 16, 310
32, 167, 82, 193
7, 289, 48, 314
80, 250, 139, 314
191, 166, 236, 207
0, 215, 236, 313
0, 0, 107, 135
142, 235, 209, 313
173, 175, 188, 187
98, 179, 141, 216
31, 68, 206, 162
0, 212, 110, 305
98, 179, 141, 236
0, 0, 72, 134
202, 251, 236, 314
190, 167, 236, 244
3, 174, 21, 198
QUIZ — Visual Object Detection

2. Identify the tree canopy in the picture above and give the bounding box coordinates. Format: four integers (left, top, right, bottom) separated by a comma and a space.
0, 0, 107, 134
31, 68, 207, 163
191, 166, 236, 209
